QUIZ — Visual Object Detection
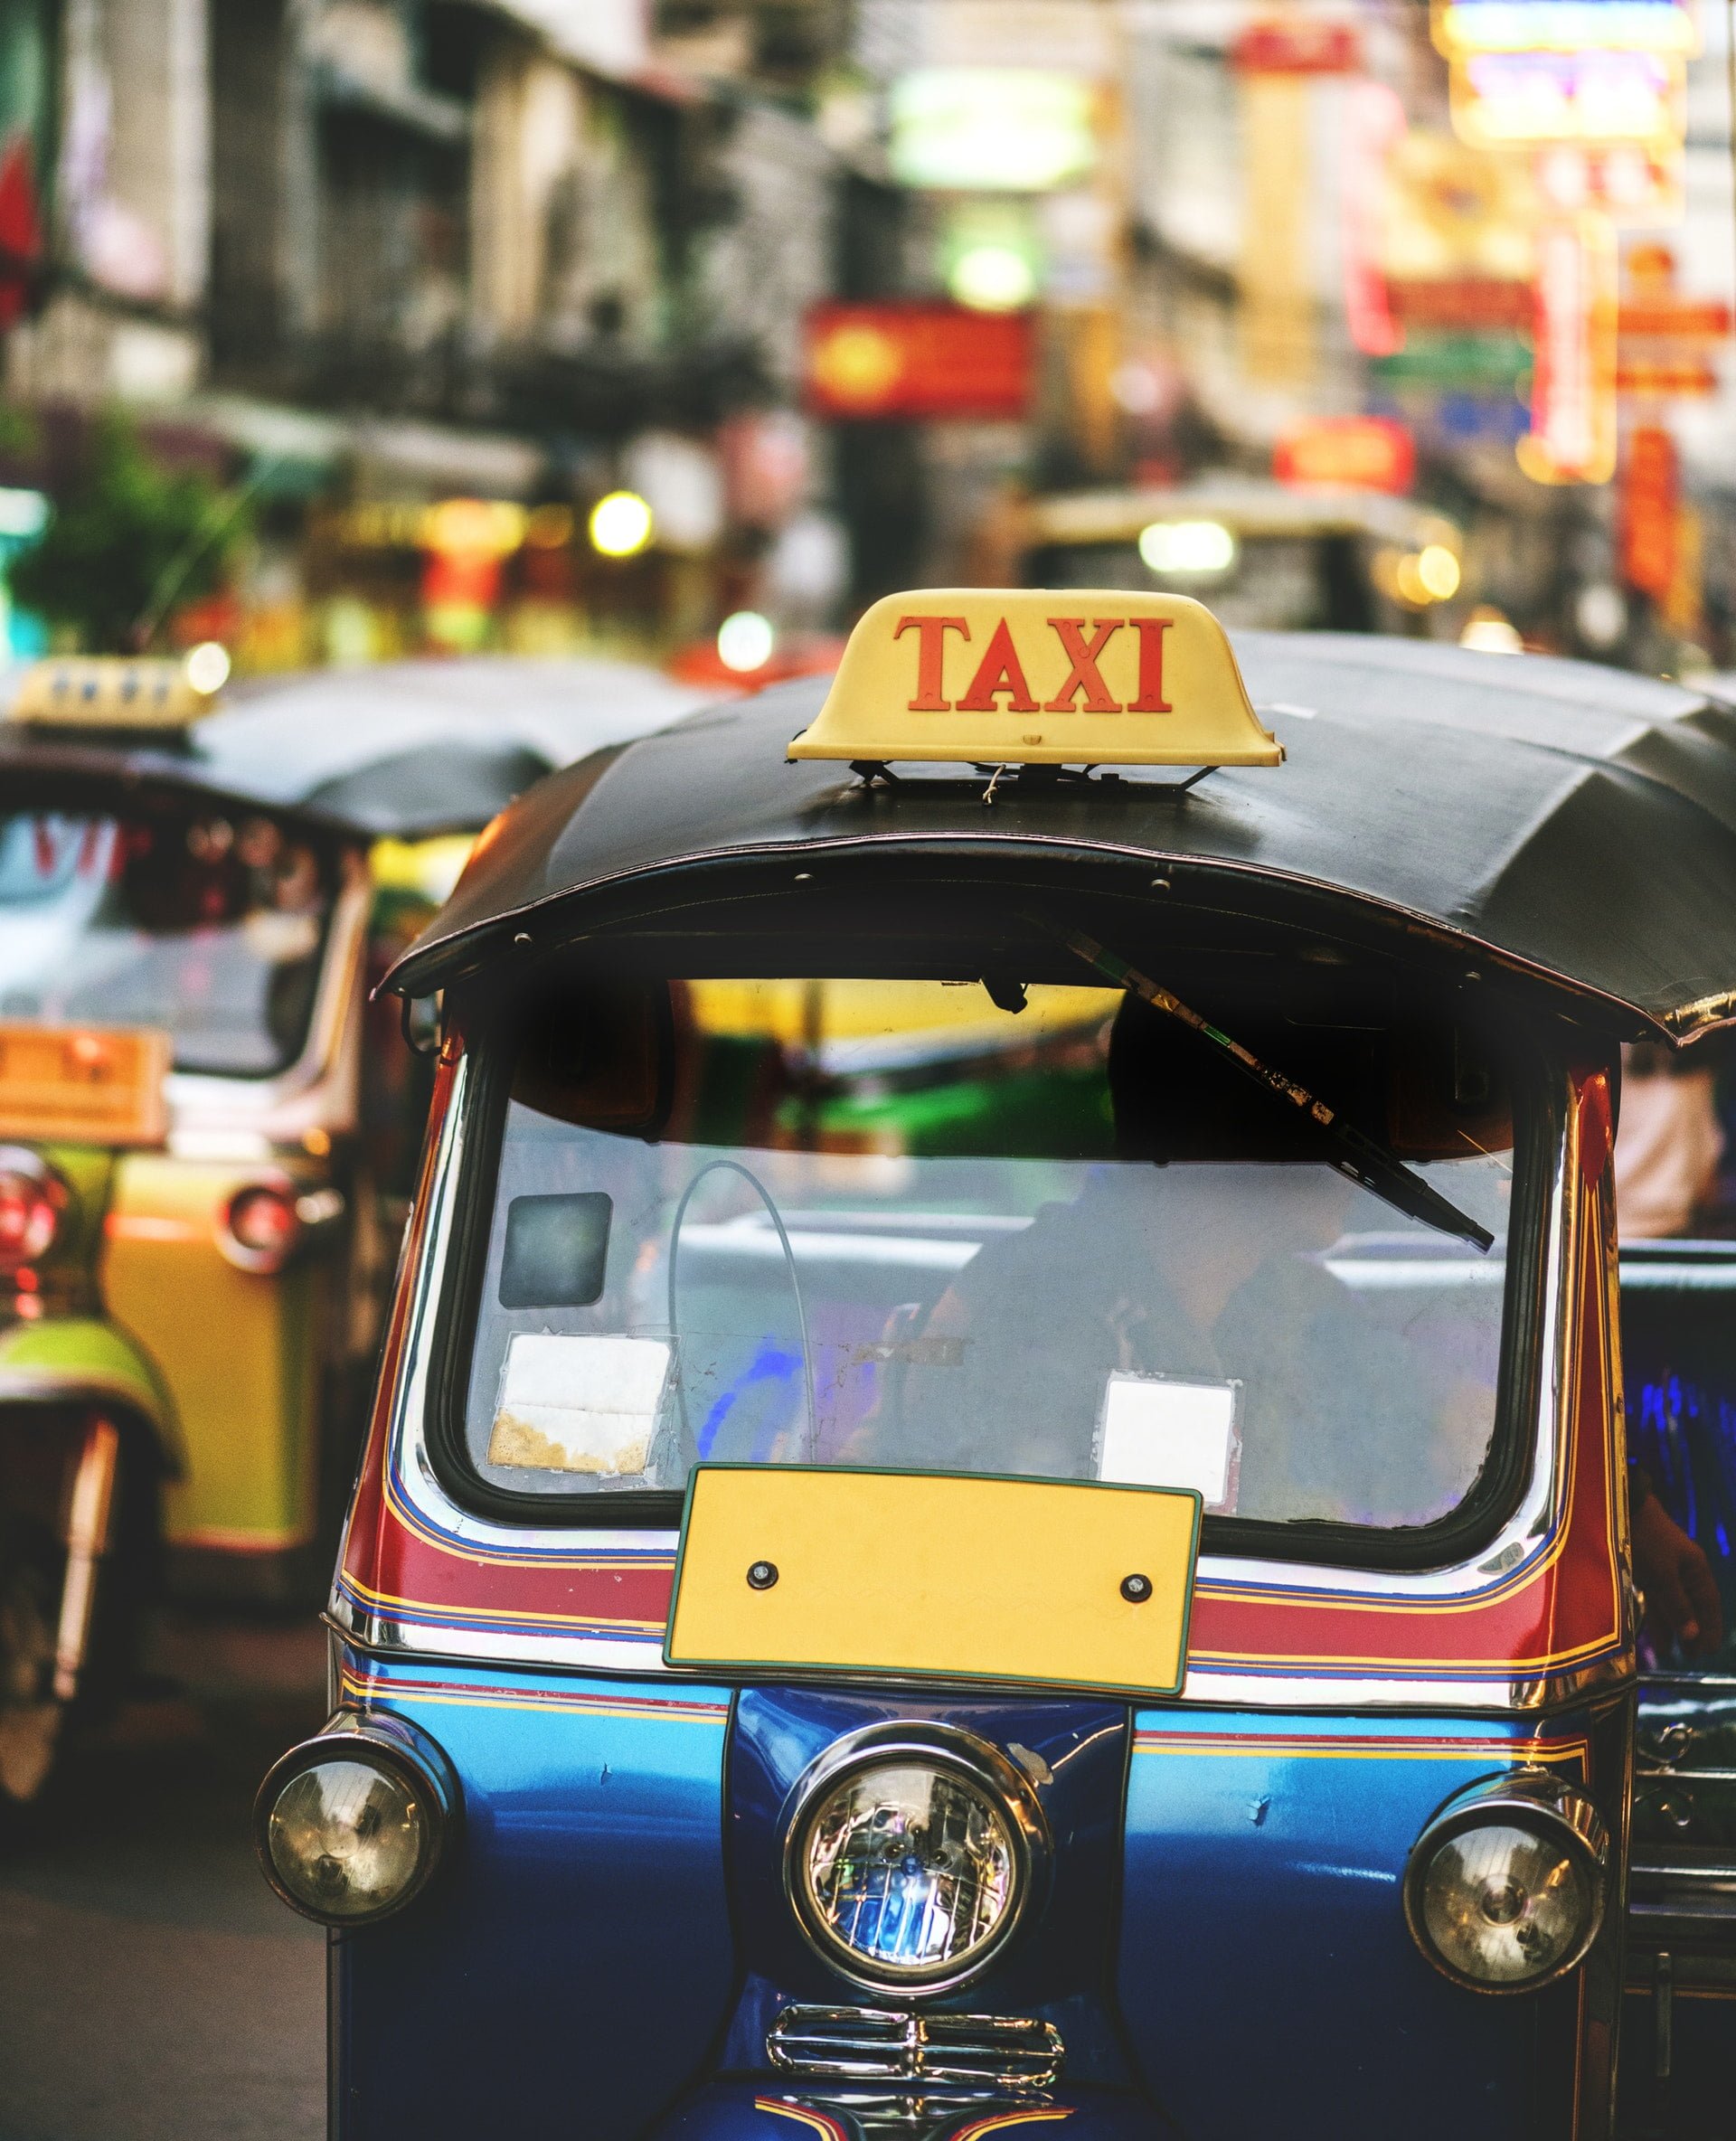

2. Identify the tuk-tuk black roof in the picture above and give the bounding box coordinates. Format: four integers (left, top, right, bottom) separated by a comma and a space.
386, 633, 1736, 1044
0, 656, 703, 841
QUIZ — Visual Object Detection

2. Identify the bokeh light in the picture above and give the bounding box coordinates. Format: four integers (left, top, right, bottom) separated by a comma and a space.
717, 611, 776, 673
589, 491, 655, 559
184, 641, 231, 694
948, 243, 1037, 313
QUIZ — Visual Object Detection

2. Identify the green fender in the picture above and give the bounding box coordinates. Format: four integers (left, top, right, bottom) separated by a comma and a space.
0, 1317, 184, 1476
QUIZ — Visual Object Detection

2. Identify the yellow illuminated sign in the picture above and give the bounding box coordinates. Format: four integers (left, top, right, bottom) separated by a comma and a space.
8, 659, 220, 732
665, 1465, 1201, 1699
1449, 49, 1684, 148
788, 588, 1282, 769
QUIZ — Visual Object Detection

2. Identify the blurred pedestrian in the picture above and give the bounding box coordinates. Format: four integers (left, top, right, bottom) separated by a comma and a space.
1615, 1040, 1725, 1238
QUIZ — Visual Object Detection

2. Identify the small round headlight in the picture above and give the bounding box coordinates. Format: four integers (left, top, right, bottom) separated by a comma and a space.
786, 1730, 1043, 1994
1404, 1768, 1608, 1993
255, 1717, 453, 1926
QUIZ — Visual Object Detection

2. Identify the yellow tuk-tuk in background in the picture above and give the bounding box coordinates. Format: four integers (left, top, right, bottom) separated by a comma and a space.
1022, 477, 1465, 635
0, 652, 702, 1804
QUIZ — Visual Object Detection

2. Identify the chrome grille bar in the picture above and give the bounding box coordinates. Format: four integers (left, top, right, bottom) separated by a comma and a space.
768, 2005, 1063, 2091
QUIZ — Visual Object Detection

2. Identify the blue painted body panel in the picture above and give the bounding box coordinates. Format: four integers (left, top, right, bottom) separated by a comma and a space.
328, 1650, 735, 2141
330, 1661, 1628, 2136
1118, 1710, 1599, 2140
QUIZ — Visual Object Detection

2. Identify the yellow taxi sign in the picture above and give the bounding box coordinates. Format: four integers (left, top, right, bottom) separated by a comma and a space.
788, 588, 1282, 769
8, 658, 220, 734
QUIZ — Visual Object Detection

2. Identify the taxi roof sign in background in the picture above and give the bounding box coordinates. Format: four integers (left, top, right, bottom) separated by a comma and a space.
8, 658, 219, 733
788, 589, 1284, 769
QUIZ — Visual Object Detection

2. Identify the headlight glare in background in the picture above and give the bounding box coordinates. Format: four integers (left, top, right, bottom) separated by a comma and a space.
786, 1728, 1045, 1994
1137, 519, 1238, 576
255, 1715, 454, 1926
1404, 1768, 1608, 1992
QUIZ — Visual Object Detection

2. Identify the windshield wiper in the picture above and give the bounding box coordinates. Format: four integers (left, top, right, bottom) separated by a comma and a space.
1056, 926, 1495, 1255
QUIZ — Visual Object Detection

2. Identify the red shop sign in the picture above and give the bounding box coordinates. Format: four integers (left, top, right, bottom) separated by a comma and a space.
1619, 424, 1677, 600
804, 304, 1034, 422
1232, 17, 1361, 73
1273, 415, 1416, 495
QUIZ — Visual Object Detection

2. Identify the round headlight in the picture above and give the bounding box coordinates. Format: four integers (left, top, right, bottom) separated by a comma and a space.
1404, 1769, 1609, 1992
0, 1147, 69, 1271
255, 1718, 453, 1926
787, 1731, 1043, 1994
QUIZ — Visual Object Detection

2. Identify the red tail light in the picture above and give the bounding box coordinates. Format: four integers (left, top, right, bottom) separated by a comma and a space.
220, 1183, 303, 1274
0, 1149, 69, 1271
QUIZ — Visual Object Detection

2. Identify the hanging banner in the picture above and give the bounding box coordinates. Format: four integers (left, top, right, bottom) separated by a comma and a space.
1239, 72, 1314, 387
1344, 82, 1405, 356
1619, 424, 1677, 599
1520, 214, 1618, 483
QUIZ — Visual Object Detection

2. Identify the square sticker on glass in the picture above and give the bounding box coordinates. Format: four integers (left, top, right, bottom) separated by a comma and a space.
1096, 1373, 1241, 1513
499, 1192, 612, 1309
486, 1333, 672, 1476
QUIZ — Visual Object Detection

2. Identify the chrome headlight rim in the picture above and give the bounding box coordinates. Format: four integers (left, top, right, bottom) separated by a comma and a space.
253, 1711, 456, 1927
782, 1722, 1050, 1999
1402, 1767, 1609, 1995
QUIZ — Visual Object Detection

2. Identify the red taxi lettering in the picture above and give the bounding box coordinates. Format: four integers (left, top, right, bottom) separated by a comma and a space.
956, 618, 1040, 713
1127, 617, 1175, 713
1043, 618, 1124, 712
894, 614, 970, 711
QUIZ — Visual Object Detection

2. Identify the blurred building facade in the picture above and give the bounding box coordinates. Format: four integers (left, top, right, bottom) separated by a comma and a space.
0, 0, 1730, 672
0, 0, 854, 665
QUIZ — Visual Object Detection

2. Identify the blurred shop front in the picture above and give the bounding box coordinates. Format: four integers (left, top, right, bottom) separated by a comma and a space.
0, 0, 854, 675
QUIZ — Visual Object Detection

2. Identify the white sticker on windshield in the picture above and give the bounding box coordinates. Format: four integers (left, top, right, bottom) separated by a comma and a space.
1096, 1373, 1241, 1513
486, 1334, 672, 1476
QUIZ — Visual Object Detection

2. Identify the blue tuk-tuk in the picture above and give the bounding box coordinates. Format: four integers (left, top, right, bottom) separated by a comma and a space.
257, 597, 1736, 2137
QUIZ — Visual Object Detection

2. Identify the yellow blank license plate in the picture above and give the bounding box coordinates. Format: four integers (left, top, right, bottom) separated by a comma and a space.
665, 1466, 1201, 1699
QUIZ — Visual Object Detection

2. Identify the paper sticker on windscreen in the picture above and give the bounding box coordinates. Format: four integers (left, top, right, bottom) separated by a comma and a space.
1097, 1373, 1241, 1513
487, 1333, 671, 1476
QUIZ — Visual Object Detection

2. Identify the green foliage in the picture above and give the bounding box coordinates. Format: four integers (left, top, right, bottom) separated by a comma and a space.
9, 410, 249, 651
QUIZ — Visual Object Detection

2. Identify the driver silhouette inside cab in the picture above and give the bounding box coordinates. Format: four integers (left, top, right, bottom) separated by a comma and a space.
879, 991, 1493, 1530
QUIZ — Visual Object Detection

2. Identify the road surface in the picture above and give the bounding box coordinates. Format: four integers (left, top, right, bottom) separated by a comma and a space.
0, 1613, 327, 2141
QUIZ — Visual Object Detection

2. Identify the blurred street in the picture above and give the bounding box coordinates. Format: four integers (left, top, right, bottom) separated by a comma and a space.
0, 1, 1734, 2136
0, 1617, 326, 2141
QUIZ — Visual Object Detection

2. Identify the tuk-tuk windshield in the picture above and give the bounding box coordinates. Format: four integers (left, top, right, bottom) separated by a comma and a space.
0, 806, 340, 1076
457, 976, 1533, 1544
1030, 533, 1370, 632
